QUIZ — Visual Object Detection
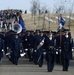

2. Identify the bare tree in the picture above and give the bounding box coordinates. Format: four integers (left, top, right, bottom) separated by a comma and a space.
30, 0, 40, 25
40, 4, 47, 14
54, 0, 67, 14
54, 0, 66, 27
67, 2, 74, 30
30, 0, 49, 30
30, 0, 41, 16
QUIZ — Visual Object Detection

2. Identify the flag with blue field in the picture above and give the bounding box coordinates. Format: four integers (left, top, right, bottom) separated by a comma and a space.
60, 17, 66, 26
19, 16, 26, 29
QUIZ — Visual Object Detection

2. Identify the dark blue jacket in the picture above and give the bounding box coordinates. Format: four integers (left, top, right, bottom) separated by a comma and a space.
22, 34, 31, 49
34, 35, 44, 50
62, 35, 73, 60
0, 38, 3, 57
10, 35, 21, 57
44, 36, 55, 53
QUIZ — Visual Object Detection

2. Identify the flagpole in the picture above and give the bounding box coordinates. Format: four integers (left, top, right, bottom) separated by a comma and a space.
58, 14, 62, 64
57, 14, 66, 64
48, 12, 50, 31
60, 28, 62, 64
59, 14, 62, 65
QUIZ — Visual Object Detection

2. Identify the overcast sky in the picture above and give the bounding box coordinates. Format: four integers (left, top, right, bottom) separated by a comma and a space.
0, 0, 74, 13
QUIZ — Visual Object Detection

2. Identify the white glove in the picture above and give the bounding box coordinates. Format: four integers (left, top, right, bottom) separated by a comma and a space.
59, 49, 61, 52
34, 50, 37, 52
20, 50, 22, 52
2, 49, 4, 52
72, 49, 74, 52
56, 51, 58, 54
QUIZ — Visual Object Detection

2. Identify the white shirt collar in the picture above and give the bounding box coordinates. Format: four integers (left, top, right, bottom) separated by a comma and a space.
49, 37, 52, 40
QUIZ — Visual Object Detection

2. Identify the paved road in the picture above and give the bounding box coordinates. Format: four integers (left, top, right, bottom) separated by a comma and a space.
0, 57, 74, 75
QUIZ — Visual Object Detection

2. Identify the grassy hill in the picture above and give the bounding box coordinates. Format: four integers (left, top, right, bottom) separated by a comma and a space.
22, 13, 74, 39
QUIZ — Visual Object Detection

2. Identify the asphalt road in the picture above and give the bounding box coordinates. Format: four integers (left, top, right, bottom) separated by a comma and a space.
0, 57, 74, 75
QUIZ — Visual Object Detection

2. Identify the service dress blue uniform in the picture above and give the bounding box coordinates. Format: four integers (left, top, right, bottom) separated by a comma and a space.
9, 35, 21, 65
61, 34, 73, 71
37, 34, 45, 67
33, 34, 41, 64
0, 33, 4, 61
22, 32, 31, 61
55, 34, 61, 64
44, 35, 55, 72
0, 37, 4, 61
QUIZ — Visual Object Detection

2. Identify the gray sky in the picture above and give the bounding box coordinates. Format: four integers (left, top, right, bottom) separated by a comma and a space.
0, 0, 74, 13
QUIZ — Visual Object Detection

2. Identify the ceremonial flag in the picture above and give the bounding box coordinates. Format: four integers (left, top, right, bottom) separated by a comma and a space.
57, 16, 66, 32
19, 16, 26, 29
60, 17, 66, 26
59, 17, 66, 29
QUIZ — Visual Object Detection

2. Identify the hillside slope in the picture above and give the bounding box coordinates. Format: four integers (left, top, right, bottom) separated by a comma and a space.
22, 14, 74, 38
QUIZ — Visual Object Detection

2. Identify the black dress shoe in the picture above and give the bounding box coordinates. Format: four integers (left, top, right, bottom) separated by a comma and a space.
63, 69, 68, 71
15, 63, 18, 65
9, 58, 12, 62
48, 70, 52, 72
39, 65, 42, 67
29, 59, 33, 62
34, 61, 38, 65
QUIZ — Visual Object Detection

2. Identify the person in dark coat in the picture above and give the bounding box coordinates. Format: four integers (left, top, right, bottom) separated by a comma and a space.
0, 33, 4, 61
55, 32, 61, 64
61, 31, 73, 71
4, 31, 16, 56
33, 31, 45, 65
9, 34, 21, 65
37, 32, 45, 67
33, 31, 41, 64
29, 31, 35, 61
44, 32, 56, 72
22, 31, 31, 61
0, 32, 4, 61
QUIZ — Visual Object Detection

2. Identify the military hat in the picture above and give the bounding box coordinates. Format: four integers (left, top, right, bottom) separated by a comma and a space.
36, 30, 41, 33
